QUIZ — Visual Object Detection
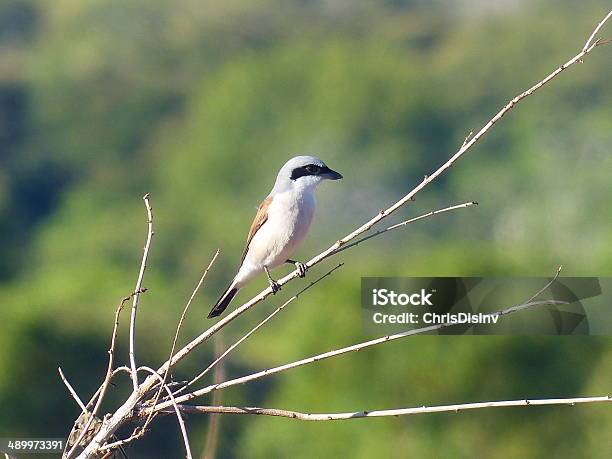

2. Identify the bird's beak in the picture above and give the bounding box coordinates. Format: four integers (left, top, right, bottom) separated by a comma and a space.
322, 167, 343, 180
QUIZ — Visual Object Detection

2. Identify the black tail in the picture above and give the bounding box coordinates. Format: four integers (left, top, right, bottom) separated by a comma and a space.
207, 286, 238, 318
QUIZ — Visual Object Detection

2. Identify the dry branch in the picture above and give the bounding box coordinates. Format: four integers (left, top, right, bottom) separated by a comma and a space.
150, 10, 612, 383
144, 250, 221, 431
64, 290, 144, 459
176, 263, 344, 395
200, 338, 225, 459
179, 395, 612, 420
58, 367, 87, 414
331, 201, 476, 256
138, 367, 193, 459
72, 11, 612, 458
129, 194, 154, 390
153, 269, 566, 411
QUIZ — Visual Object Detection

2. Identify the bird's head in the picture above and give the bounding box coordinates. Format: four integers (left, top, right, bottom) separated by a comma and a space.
273, 155, 342, 193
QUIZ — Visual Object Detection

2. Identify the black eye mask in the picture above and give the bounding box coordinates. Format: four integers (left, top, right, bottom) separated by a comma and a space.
290, 164, 325, 180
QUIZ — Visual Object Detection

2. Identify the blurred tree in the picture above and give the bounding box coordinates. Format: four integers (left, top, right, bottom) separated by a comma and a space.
0, 1, 610, 457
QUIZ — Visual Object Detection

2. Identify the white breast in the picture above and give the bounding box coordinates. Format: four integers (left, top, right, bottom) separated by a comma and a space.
236, 189, 315, 285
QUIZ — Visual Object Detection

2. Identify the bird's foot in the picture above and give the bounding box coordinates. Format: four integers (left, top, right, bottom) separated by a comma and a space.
294, 261, 307, 278
269, 279, 281, 294
287, 259, 308, 278
264, 266, 281, 294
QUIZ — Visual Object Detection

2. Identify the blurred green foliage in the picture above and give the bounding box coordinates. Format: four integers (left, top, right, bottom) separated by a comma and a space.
1, 0, 611, 457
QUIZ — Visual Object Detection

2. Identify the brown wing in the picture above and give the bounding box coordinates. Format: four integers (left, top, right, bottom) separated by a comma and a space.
240, 196, 272, 264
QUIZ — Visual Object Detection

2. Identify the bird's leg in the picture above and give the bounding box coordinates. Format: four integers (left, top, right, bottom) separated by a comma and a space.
264, 265, 281, 294
286, 259, 308, 278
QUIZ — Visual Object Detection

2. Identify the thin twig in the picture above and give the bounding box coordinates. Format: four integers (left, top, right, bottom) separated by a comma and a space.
332, 202, 476, 256
179, 395, 612, 420
87, 292, 145, 408
154, 270, 567, 411
583, 10, 612, 51
200, 337, 225, 459
524, 265, 563, 304
461, 130, 474, 148
58, 367, 87, 414
99, 367, 193, 459
65, 291, 144, 459
129, 193, 154, 391
143, 250, 221, 431
96, 422, 145, 453
175, 263, 344, 395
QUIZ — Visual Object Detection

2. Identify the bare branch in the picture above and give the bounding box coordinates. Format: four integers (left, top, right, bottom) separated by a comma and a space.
583, 10, 612, 51
461, 130, 473, 148
524, 265, 563, 304
155, 270, 567, 411
332, 202, 476, 256
58, 367, 87, 414
129, 193, 154, 390
176, 263, 344, 395
179, 395, 612, 420
65, 291, 143, 459
200, 337, 225, 459
99, 367, 193, 459
152, 11, 612, 381
144, 249, 221, 430
74, 13, 612, 457
143, 367, 193, 459
95, 422, 144, 453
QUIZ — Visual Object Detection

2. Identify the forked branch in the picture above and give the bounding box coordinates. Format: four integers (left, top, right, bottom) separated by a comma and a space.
151, 268, 566, 411
151, 9, 612, 381
71, 10, 612, 458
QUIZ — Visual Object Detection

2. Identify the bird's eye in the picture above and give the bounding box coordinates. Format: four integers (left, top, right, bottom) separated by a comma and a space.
305, 165, 319, 174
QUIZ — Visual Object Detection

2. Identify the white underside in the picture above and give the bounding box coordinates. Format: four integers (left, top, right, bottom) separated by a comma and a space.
233, 187, 315, 288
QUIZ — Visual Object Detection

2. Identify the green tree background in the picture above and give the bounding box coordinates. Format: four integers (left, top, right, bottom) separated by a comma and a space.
0, 0, 611, 457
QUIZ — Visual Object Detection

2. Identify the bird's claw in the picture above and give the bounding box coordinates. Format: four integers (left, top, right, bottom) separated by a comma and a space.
294, 262, 308, 278
264, 265, 281, 294
270, 279, 281, 294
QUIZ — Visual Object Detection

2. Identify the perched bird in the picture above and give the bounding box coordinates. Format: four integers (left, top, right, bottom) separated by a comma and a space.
208, 156, 342, 318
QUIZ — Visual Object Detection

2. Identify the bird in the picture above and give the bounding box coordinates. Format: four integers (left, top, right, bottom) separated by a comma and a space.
207, 155, 342, 318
